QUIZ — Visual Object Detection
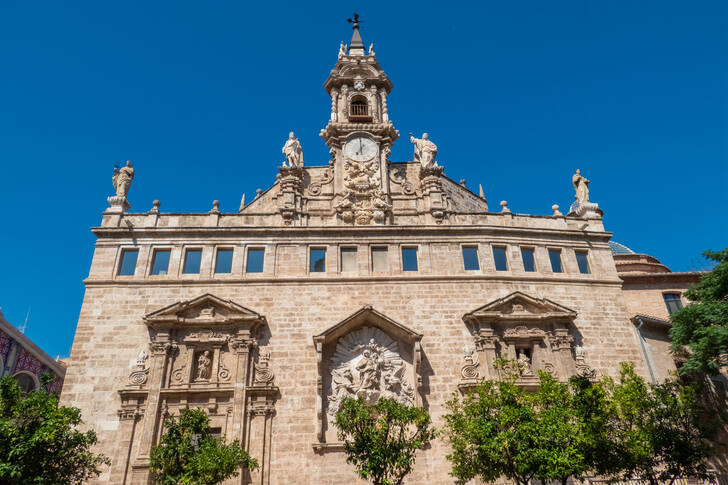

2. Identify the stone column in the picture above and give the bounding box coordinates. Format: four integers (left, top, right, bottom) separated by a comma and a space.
475, 331, 499, 380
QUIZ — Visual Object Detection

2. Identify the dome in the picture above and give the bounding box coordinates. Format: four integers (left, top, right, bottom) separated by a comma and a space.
609, 241, 636, 255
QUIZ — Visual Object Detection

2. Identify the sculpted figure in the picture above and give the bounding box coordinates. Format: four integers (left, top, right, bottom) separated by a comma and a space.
338, 42, 347, 59
196, 350, 212, 380
136, 350, 147, 367
112, 161, 134, 197
572, 169, 590, 204
409, 132, 438, 169
517, 350, 533, 376
282, 132, 304, 167
574, 345, 586, 361
356, 350, 380, 391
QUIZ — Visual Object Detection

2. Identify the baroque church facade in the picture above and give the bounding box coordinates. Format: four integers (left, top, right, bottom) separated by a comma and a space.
62, 19, 705, 484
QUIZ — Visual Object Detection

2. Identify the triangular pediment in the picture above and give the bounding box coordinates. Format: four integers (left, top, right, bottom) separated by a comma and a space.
143, 294, 264, 328
463, 291, 576, 324
313, 305, 422, 346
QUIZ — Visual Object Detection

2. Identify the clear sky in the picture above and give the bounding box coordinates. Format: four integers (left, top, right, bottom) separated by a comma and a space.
0, 1, 726, 359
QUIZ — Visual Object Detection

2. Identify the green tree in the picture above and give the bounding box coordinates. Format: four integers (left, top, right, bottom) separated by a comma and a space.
670, 248, 728, 376
0, 375, 110, 484
607, 363, 714, 485
334, 397, 435, 485
149, 408, 257, 485
444, 366, 602, 485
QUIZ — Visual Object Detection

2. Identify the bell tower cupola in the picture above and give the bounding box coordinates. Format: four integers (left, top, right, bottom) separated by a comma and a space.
320, 15, 399, 225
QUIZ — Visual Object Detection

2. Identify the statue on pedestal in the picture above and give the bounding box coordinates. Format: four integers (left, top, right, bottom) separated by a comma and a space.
282, 132, 304, 168
572, 169, 590, 204
113, 161, 134, 198
409, 132, 438, 169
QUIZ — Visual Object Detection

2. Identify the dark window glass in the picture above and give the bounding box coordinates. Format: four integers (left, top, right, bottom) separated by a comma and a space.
402, 248, 418, 272
151, 250, 171, 275
548, 249, 563, 273
14, 373, 37, 393
521, 248, 535, 272
215, 249, 233, 274
462, 247, 480, 271
664, 294, 683, 315
118, 249, 138, 276
183, 249, 202, 274
246, 248, 265, 273
575, 251, 590, 274
493, 247, 508, 271
310, 248, 326, 273
341, 247, 357, 272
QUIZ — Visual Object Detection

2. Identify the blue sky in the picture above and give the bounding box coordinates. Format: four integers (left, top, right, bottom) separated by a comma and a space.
0, 1, 726, 359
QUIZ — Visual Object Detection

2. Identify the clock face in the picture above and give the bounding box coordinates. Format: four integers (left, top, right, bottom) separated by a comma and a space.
344, 137, 378, 162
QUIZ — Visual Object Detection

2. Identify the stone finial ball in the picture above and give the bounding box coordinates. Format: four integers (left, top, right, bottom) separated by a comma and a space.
213, 200, 220, 206
153, 200, 160, 207
552, 204, 559, 211
500, 200, 508, 207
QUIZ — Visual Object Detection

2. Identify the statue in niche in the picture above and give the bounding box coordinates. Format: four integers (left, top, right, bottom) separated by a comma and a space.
195, 350, 212, 380
112, 161, 134, 197
327, 328, 414, 416
282, 132, 304, 167
572, 169, 590, 204
409, 132, 438, 169
516, 349, 533, 376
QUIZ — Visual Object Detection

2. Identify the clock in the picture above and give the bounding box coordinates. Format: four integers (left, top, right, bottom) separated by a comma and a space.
344, 137, 378, 162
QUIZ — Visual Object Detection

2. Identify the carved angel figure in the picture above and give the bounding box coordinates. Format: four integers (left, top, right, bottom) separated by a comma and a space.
409, 132, 438, 169
572, 169, 590, 204
282, 132, 304, 167
112, 161, 134, 197
338, 42, 347, 59
196, 350, 212, 380
517, 349, 533, 376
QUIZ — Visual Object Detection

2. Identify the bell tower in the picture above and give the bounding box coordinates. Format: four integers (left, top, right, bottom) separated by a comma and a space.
320, 15, 399, 225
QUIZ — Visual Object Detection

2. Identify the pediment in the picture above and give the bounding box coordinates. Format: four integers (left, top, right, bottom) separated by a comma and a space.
313, 305, 422, 346
143, 294, 264, 329
463, 291, 576, 324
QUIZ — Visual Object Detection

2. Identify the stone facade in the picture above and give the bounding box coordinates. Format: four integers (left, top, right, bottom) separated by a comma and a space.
60, 20, 721, 485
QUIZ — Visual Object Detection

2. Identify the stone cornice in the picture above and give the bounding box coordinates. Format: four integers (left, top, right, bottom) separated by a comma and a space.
619, 272, 704, 285
91, 224, 613, 242
84, 274, 624, 287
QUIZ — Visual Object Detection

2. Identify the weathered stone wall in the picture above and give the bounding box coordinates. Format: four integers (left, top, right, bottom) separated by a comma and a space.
61, 219, 656, 484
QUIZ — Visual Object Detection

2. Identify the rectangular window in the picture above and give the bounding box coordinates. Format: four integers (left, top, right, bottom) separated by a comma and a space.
151, 249, 171, 275
521, 248, 535, 272
183, 249, 202, 274
663, 294, 683, 315
310, 248, 326, 273
548, 249, 563, 273
371, 247, 388, 272
462, 246, 480, 271
118, 249, 138, 276
401, 247, 418, 272
575, 251, 590, 274
215, 249, 233, 274
340, 247, 358, 273
493, 246, 508, 271
246, 248, 265, 273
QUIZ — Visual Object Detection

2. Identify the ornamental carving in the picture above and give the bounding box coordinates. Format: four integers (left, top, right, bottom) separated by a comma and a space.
335, 156, 391, 225
308, 167, 334, 196
254, 350, 275, 386
328, 327, 414, 416
460, 346, 479, 380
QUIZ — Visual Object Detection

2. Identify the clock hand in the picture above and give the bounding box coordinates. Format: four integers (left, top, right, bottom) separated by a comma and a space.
359, 139, 363, 155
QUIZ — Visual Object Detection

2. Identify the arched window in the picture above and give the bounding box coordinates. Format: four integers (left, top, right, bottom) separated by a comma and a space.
13, 372, 39, 393
349, 96, 371, 121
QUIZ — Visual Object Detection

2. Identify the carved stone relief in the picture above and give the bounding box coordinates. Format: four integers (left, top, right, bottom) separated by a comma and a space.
328, 327, 414, 416
335, 154, 391, 225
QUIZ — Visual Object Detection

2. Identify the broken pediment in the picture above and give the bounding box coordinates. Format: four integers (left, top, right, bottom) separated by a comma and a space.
143, 294, 265, 330
463, 291, 577, 325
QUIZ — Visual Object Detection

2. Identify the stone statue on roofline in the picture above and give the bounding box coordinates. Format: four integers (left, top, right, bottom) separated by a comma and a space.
113, 161, 134, 198
572, 168, 590, 204
282, 132, 304, 168
409, 132, 438, 169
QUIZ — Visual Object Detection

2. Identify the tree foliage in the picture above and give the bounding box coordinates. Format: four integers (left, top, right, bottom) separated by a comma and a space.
444, 367, 601, 485
149, 408, 257, 485
670, 248, 728, 376
0, 375, 110, 484
334, 397, 435, 485
606, 363, 714, 485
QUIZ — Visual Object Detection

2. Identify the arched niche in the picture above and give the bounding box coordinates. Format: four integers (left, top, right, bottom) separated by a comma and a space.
312, 305, 423, 452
